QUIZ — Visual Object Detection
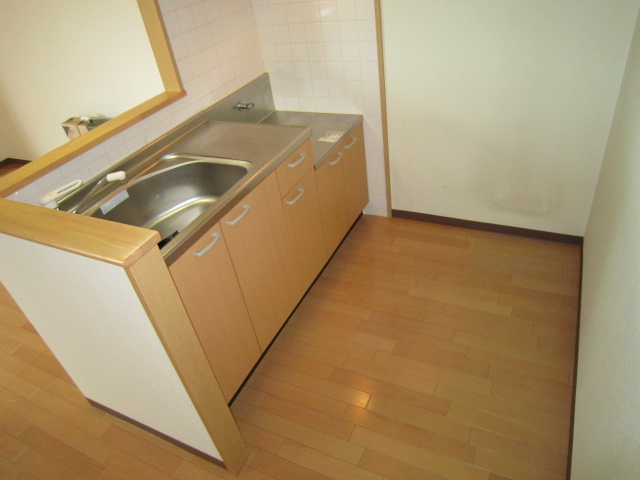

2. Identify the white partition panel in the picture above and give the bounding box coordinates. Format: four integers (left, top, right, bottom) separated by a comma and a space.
0, 233, 221, 460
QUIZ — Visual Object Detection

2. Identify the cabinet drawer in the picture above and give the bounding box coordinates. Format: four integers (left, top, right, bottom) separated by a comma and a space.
275, 140, 313, 197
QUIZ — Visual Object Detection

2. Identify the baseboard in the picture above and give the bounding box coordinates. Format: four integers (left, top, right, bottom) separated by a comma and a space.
391, 210, 584, 245
565, 246, 584, 479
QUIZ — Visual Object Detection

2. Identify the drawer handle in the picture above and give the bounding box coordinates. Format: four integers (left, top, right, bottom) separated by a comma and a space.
329, 152, 344, 166
288, 152, 306, 168
193, 232, 221, 258
344, 136, 358, 149
226, 204, 251, 226
286, 188, 305, 205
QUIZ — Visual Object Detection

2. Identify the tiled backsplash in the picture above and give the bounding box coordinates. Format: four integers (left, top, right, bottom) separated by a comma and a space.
11, 0, 387, 217
252, 0, 387, 216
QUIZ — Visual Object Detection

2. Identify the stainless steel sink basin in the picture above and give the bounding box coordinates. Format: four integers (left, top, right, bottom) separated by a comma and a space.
87, 154, 252, 245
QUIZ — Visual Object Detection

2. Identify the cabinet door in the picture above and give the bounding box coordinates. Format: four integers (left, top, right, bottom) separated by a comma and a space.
315, 148, 350, 256
221, 172, 298, 351
169, 223, 260, 402
342, 123, 369, 223
282, 169, 328, 297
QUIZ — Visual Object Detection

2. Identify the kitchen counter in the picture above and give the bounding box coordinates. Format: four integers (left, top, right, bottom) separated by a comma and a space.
200, 73, 363, 167
260, 111, 363, 167
159, 109, 363, 262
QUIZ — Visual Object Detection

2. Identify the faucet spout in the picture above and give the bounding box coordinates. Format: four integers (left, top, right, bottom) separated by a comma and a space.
71, 171, 127, 214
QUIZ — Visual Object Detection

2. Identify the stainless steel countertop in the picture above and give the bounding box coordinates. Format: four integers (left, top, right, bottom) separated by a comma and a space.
260, 111, 363, 167
162, 112, 363, 262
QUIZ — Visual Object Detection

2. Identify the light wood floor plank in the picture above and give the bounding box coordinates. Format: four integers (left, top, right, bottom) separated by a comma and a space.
470, 428, 567, 475
1, 216, 579, 480
328, 368, 450, 415
363, 311, 457, 342
243, 409, 364, 465
277, 440, 383, 480
258, 395, 355, 440
358, 449, 451, 480
343, 405, 476, 463
252, 375, 349, 418
372, 351, 493, 396
366, 395, 472, 443
342, 357, 438, 396
474, 447, 565, 480
348, 283, 445, 315
350, 426, 490, 480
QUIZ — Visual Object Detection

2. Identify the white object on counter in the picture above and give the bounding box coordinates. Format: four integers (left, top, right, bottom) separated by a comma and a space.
38, 179, 83, 208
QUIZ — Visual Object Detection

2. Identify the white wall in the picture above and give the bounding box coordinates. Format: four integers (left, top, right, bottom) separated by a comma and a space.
9, 0, 265, 205
381, 0, 639, 236
251, 0, 388, 216
0, 0, 164, 160
571, 10, 640, 479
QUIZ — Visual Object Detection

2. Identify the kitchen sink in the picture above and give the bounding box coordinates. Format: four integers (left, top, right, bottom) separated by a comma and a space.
86, 154, 252, 245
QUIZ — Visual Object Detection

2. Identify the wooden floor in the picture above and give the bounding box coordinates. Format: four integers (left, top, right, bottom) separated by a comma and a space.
0, 215, 581, 480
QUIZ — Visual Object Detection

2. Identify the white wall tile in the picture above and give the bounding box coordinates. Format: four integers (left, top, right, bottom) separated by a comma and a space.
337, 0, 357, 20
339, 21, 359, 41
307, 43, 326, 61
177, 7, 197, 32
305, 23, 324, 42
321, 22, 341, 41
319, 1, 339, 21
355, 0, 374, 20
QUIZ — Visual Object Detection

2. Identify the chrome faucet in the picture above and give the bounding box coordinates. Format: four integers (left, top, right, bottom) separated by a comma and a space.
71, 171, 127, 213
236, 100, 255, 111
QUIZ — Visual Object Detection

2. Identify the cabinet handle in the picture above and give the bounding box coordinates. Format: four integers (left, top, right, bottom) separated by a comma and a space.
193, 232, 221, 258
225, 204, 251, 226
329, 152, 344, 166
288, 151, 306, 168
286, 188, 305, 205
343, 136, 358, 149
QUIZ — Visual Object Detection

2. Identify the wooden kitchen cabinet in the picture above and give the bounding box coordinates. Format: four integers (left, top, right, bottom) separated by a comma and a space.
316, 121, 369, 256
221, 172, 299, 351
282, 169, 328, 297
342, 123, 369, 224
316, 141, 351, 256
169, 222, 261, 402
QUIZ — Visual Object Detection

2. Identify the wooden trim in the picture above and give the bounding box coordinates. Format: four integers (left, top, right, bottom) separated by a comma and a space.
137, 0, 183, 93
0, 198, 160, 267
88, 399, 225, 468
374, 0, 392, 218
125, 248, 248, 475
0, 0, 185, 197
392, 209, 584, 245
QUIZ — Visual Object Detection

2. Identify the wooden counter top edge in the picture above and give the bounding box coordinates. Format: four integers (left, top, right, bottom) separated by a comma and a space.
0, 198, 161, 267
